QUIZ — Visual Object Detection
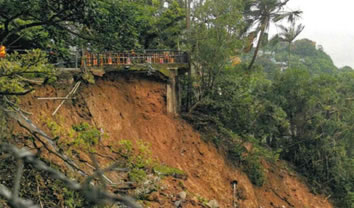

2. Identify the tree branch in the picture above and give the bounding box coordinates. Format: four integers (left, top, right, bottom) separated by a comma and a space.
0, 89, 34, 96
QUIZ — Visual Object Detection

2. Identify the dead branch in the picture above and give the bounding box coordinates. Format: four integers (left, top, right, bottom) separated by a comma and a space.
37, 97, 77, 100
52, 81, 81, 116
0, 144, 142, 208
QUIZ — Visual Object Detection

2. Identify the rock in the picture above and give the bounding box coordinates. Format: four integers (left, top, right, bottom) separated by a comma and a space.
207, 199, 219, 208
190, 196, 198, 206
134, 175, 160, 198
178, 191, 187, 201
237, 185, 247, 200
147, 192, 159, 202
174, 200, 182, 207
160, 184, 168, 191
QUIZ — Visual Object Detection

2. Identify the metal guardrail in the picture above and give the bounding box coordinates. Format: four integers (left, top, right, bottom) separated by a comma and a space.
81, 50, 189, 68
2, 49, 189, 69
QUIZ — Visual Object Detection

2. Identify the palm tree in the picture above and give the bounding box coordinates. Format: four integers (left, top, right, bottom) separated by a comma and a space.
277, 22, 305, 68
244, 0, 302, 70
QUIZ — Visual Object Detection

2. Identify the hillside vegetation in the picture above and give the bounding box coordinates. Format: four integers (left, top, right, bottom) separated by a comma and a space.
0, 0, 353, 207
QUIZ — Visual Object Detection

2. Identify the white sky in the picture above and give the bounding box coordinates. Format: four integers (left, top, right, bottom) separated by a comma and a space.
270, 0, 354, 68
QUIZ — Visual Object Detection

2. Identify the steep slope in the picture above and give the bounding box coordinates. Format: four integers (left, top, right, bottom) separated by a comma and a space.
16, 72, 333, 208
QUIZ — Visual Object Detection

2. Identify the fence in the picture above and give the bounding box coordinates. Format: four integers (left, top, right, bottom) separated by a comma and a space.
81, 50, 189, 68
2, 49, 189, 68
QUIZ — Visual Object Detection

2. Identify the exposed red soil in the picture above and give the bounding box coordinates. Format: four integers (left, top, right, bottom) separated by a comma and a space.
16, 72, 333, 208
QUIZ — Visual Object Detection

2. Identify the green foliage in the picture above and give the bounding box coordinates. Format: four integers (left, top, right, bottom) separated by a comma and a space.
0, 0, 93, 58
139, 0, 185, 49
46, 118, 65, 138
72, 122, 101, 150
196, 195, 209, 206
189, 51, 353, 206
118, 140, 154, 169
81, 71, 95, 84
0, 50, 55, 143
271, 69, 353, 198
87, 0, 143, 50
343, 191, 354, 208
0, 49, 54, 96
113, 139, 185, 183
243, 0, 302, 69
62, 187, 84, 208
82, 0, 186, 50
188, 0, 244, 99
242, 155, 265, 186
129, 168, 147, 183
263, 38, 338, 75
0, 108, 9, 140
190, 65, 289, 142
116, 139, 134, 158
1, 0, 352, 206
44, 119, 103, 152
153, 165, 185, 177
1, 0, 185, 58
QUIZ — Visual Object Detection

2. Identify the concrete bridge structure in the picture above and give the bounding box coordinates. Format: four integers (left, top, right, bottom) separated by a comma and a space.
60, 50, 190, 115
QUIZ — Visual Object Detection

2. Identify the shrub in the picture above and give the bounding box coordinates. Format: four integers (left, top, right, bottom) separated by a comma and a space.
243, 156, 265, 186
153, 165, 185, 177
72, 122, 101, 150
129, 168, 147, 183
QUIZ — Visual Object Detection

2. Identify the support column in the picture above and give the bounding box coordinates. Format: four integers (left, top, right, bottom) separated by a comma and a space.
167, 70, 178, 115
177, 75, 182, 113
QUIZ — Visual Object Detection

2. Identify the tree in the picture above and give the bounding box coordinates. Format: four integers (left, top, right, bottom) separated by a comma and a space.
271, 69, 354, 205
0, 49, 55, 140
291, 39, 337, 74
0, 0, 94, 48
188, 0, 244, 103
340, 66, 353, 71
244, 0, 302, 70
0, 0, 187, 53
0, 49, 54, 96
276, 22, 304, 67
138, 0, 185, 49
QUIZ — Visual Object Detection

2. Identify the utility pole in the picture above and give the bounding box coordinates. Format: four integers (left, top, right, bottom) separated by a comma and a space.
231, 180, 238, 208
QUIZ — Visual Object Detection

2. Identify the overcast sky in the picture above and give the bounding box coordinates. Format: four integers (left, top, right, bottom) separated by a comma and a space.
269, 0, 354, 68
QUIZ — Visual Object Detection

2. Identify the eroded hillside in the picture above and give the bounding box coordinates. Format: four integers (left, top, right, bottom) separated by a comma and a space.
12, 72, 333, 208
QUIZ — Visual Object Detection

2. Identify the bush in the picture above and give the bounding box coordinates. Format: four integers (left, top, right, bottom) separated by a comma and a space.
153, 165, 185, 177
243, 156, 265, 186
72, 122, 101, 150
129, 168, 147, 183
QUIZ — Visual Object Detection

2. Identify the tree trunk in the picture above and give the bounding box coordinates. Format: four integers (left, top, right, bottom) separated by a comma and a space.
248, 23, 267, 70
186, 0, 191, 30
185, 0, 192, 112
288, 42, 291, 68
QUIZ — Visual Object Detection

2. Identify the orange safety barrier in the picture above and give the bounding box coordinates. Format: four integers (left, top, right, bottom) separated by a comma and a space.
0, 45, 6, 58
164, 52, 169, 63
99, 55, 104, 66
93, 54, 98, 66
86, 53, 91, 66
80, 51, 187, 68
153, 54, 159, 63
116, 54, 120, 65
108, 54, 112, 65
